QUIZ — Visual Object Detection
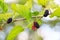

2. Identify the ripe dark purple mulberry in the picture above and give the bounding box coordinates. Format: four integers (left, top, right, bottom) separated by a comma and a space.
7, 18, 12, 24
43, 10, 49, 17
34, 21, 40, 28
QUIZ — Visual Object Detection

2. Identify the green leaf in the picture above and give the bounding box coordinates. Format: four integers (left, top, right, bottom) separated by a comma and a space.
25, 0, 32, 9
0, 0, 8, 13
38, 10, 44, 16
32, 11, 39, 16
11, 4, 32, 22
0, 0, 4, 2
19, 0, 28, 4
36, 19, 43, 25
50, 7, 60, 18
47, 1, 58, 9
6, 25, 24, 40
11, 4, 16, 12
38, 0, 49, 6
0, 13, 12, 22
2, 3, 8, 13
27, 21, 33, 30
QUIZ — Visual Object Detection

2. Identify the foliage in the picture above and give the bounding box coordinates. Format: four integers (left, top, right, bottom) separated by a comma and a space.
6, 25, 24, 40
0, 0, 60, 40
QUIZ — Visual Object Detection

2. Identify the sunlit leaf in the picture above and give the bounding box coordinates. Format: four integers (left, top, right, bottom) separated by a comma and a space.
2, 3, 8, 13
32, 11, 39, 16
38, 10, 44, 16
27, 21, 33, 30
46, 0, 58, 9
36, 19, 43, 25
0, 0, 8, 13
19, 0, 28, 4
6, 25, 24, 40
0, 0, 4, 2
0, 13, 12, 22
11, 4, 16, 12
11, 4, 32, 21
50, 7, 60, 18
25, 0, 32, 9
38, 0, 49, 6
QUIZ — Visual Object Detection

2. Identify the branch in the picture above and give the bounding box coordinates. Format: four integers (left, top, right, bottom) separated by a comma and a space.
13, 16, 43, 22
0, 16, 43, 28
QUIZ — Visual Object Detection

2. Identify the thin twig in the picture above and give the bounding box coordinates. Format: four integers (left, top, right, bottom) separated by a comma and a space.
13, 18, 26, 22
0, 16, 43, 28
13, 16, 43, 22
